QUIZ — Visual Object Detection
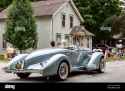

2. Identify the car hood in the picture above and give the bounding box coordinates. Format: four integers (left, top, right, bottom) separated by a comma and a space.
7, 48, 68, 70
25, 48, 67, 61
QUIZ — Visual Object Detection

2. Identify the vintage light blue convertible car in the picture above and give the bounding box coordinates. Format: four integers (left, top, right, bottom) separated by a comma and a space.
4, 47, 106, 80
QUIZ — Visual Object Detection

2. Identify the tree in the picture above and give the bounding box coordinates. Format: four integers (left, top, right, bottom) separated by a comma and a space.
0, 0, 43, 9
0, 0, 13, 9
73, 0, 121, 40
5, 0, 37, 52
112, 14, 125, 39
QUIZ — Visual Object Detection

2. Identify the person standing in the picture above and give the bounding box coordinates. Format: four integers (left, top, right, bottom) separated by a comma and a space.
50, 41, 55, 48
104, 48, 110, 59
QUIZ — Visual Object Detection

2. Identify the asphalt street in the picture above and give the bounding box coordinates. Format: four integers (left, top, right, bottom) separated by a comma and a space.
0, 61, 125, 83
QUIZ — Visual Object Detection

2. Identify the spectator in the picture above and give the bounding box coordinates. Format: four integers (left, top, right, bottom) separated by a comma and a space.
50, 41, 55, 48
104, 48, 110, 59
112, 47, 117, 55
6, 46, 16, 59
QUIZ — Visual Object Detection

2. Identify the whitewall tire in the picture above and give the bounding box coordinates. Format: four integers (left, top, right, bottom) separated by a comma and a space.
57, 62, 69, 80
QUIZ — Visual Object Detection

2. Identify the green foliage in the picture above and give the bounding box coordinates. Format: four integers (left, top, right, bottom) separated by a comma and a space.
5, 0, 37, 51
0, 0, 122, 43
0, 0, 13, 9
0, 0, 42, 9
0, 54, 5, 60
73, 0, 121, 40
112, 14, 125, 38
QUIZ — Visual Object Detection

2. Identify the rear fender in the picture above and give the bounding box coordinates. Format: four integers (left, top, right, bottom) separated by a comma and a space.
87, 52, 104, 69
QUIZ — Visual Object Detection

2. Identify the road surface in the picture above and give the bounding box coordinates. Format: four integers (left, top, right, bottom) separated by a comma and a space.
0, 61, 125, 82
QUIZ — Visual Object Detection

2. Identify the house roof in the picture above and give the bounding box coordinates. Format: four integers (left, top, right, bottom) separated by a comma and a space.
33, 0, 68, 16
70, 26, 94, 36
0, 0, 66, 19
0, 0, 84, 22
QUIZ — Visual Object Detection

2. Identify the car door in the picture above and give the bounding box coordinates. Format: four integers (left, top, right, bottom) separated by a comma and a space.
77, 50, 91, 66
63, 50, 79, 65
70, 50, 80, 65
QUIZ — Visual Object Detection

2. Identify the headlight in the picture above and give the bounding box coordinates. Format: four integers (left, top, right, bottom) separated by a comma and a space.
15, 63, 22, 69
27, 61, 48, 70
40, 63, 44, 67
40, 61, 48, 67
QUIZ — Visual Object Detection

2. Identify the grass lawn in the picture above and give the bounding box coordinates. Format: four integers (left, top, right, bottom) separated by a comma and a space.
106, 55, 125, 62
1, 55, 125, 64
0, 60, 9, 63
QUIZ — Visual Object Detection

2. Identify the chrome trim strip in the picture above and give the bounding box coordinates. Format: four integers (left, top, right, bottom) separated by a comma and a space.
5, 69, 43, 74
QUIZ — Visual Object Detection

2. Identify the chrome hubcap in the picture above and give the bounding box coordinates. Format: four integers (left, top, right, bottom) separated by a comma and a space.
100, 59, 105, 72
59, 63, 68, 80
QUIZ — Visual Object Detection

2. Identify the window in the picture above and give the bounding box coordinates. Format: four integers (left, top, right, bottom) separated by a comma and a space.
56, 33, 62, 46
2, 34, 7, 48
65, 34, 72, 46
70, 16, 73, 28
56, 33, 61, 40
62, 14, 66, 27
65, 34, 70, 41
87, 37, 89, 48
65, 34, 70, 46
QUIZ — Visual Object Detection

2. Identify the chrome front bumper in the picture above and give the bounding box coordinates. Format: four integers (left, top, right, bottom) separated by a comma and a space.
4, 67, 43, 74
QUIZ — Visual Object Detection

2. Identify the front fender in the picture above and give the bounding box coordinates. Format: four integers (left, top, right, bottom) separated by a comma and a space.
7, 54, 28, 67
42, 54, 70, 76
25, 54, 70, 76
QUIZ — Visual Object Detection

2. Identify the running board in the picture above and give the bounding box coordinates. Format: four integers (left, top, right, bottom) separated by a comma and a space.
71, 66, 87, 71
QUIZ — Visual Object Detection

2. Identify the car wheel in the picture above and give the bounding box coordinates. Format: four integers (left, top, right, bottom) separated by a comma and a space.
57, 62, 69, 80
97, 58, 106, 73
16, 73, 30, 79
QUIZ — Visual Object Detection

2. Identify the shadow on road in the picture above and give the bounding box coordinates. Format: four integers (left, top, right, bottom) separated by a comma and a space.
8, 71, 104, 82
8, 76, 55, 82
69, 71, 101, 77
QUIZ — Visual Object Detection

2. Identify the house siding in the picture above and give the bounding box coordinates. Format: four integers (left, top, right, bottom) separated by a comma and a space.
0, 16, 52, 49
52, 2, 80, 41
0, 1, 85, 50
36, 16, 51, 49
0, 21, 5, 49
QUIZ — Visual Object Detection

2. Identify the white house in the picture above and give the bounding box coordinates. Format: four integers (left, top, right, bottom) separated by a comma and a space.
0, 0, 93, 50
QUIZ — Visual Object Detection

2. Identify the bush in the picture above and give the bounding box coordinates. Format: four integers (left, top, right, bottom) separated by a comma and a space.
0, 54, 5, 60
0, 53, 8, 61
106, 55, 125, 61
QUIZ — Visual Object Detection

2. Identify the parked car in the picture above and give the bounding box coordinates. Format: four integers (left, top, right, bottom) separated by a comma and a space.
4, 47, 105, 80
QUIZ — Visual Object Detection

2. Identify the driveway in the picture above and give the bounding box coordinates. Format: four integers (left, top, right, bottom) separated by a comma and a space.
0, 61, 125, 82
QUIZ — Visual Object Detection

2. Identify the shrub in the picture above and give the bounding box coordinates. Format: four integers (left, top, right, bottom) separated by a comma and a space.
0, 53, 5, 60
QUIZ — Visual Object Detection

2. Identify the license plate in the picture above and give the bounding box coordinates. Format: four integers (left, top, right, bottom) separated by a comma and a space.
15, 63, 22, 69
